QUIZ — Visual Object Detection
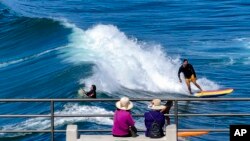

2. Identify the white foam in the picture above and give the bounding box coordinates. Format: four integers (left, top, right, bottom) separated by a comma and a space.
195, 77, 220, 91
0, 103, 113, 137
0, 47, 65, 68
61, 22, 219, 94
234, 37, 250, 49
234, 37, 247, 42
228, 57, 235, 65
0, 58, 25, 68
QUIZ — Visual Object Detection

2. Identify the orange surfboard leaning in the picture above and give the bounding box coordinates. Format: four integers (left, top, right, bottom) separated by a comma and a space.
178, 131, 209, 137
194, 88, 234, 97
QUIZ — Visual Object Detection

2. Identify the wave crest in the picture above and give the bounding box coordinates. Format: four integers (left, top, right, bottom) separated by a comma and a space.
62, 22, 220, 94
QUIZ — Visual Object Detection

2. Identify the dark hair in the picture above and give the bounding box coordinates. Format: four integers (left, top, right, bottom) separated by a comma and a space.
92, 85, 96, 91
183, 59, 188, 63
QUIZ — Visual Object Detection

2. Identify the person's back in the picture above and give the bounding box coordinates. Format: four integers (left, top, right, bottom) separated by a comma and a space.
144, 110, 165, 137
112, 109, 134, 136
112, 97, 135, 137
144, 99, 165, 138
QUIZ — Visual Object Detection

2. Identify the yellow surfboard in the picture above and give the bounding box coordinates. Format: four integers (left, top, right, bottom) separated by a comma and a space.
194, 88, 233, 97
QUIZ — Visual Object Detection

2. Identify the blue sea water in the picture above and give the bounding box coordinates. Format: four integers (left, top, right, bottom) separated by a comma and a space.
0, 0, 250, 140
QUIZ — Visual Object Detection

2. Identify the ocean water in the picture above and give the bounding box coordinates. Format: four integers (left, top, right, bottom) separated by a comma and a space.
0, 0, 250, 141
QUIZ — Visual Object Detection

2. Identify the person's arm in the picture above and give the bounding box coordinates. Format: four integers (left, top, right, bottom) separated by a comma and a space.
127, 112, 135, 126
190, 64, 196, 78
178, 67, 182, 82
86, 90, 93, 97
160, 107, 165, 113
88, 92, 95, 97
81, 88, 86, 94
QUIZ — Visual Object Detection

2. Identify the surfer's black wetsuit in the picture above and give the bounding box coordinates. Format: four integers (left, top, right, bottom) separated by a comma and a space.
178, 64, 196, 79
86, 90, 96, 98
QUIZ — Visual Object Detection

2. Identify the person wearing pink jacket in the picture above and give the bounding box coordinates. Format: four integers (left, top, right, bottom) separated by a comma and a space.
112, 97, 135, 137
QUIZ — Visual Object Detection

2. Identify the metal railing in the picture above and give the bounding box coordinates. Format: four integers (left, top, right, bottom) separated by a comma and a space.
0, 98, 250, 141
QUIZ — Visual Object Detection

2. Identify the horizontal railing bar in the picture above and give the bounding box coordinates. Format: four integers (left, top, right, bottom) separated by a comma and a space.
4, 129, 228, 133
58, 129, 230, 132
55, 114, 113, 117
44, 130, 114, 133
78, 130, 145, 132
0, 130, 51, 133
0, 130, 134, 133
76, 129, 230, 132
0, 114, 172, 118
1, 98, 250, 102
39, 130, 160, 133
53, 113, 250, 117
0, 129, 229, 133
0, 114, 116, 118
0, 115, 50, 118
178, 113, 250, 116
1, 113, 250, 118
55, 130, 145, 132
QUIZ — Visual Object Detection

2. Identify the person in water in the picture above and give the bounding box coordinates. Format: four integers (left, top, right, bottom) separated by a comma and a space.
81, 85, 96, 98
178, 59, 202, 94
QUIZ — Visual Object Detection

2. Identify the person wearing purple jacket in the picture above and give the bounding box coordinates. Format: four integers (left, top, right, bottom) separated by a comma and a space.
112, 97, 135, 137
144, 99, 166, 137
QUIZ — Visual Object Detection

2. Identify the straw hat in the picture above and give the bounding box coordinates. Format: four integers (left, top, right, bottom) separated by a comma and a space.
116, 97, 133, 110
148, 99, 166, 110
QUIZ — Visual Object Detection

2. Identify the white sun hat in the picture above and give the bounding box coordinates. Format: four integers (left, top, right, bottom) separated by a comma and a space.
148, 99, 166, 110
116, 97, 133, 110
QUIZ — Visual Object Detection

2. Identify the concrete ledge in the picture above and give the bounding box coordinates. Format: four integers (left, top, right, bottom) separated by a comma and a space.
166, 124, 177, 141
66, 124, 177, 141
78, 135, 166, 141
67, 125, 78, 141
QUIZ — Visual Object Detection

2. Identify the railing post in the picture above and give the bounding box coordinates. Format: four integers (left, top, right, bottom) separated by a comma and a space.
51, 100, 54, 141
174, 100, 178, 139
